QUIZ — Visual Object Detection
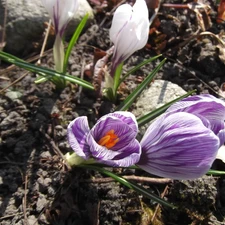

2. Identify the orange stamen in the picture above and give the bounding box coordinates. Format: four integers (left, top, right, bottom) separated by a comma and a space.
98, 130, 119, 149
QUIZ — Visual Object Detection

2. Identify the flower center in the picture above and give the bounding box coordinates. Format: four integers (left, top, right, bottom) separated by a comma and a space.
98, 130, 119, 149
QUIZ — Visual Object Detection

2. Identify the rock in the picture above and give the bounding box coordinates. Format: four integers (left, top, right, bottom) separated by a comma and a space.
0, 0, 94, 55
132, 79, 187, 118
36, 194, 47, 212
132, 80, 187, 139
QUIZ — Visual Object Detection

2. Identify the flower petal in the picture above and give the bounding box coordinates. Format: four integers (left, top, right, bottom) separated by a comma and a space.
137, 112, 220, 180
87, 133, 141, 167
103, 111, 138, 133
67, 116, 90, 159
42, 0, 79, 36
110, 0, 149, 71
166, 94, 225, 145
109, 4, 133, 43
91, 116, 137, 151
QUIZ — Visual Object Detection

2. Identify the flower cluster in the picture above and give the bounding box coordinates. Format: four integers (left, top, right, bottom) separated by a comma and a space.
67, 94, 225, 180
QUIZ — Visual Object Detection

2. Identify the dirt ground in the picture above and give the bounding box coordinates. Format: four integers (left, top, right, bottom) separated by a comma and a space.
1, 0, 225, 224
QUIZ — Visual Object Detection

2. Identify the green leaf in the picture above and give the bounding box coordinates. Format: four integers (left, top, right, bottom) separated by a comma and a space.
120, 54, 162, 84
113, 62, 123, 97
116, 58, 166, 111
63, 13, 89, 72
137, 90, 196, 127
207, 169, 225, 175
0, 51, 94, 90
80, 164, 175, 208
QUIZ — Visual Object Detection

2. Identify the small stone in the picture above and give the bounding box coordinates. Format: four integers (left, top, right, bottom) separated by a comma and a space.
36, 194, 47, 212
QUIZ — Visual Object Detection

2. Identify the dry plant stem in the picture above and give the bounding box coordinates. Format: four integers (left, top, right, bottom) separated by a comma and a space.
80, 176, 172, 184
0, 161, 24, 165
0, 212, 24, 221
22, 149, 36, 225
99, 0, 126, 27
0, 0, 7, 50
151, 185, 169, 223
0, 71, 29, 94
162, 3, 189, 9
22, 175, 29, 225
41, 131, 71, 170
37, 19, 52, 65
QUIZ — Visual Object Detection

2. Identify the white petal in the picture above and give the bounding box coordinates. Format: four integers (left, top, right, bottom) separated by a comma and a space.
110, 0, 149, 69
42, 0, 79, 35
216, 145, 225, 163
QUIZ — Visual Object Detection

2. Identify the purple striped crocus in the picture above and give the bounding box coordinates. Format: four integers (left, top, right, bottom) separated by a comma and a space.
67, 112, 141, 167
137, 94, 225, 180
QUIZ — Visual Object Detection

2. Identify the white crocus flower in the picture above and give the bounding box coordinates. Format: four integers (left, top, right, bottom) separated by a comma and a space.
41, 0, 79, 72
109, 0, 149, 75
42, 0, 79, 37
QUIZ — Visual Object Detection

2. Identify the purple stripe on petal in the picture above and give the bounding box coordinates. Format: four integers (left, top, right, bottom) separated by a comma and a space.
99, 111, 138, 133
67, 116, 90, 159
137, 112, 220, 180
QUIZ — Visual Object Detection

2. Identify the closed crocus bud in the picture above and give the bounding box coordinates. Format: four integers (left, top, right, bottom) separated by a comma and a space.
67, 112, 141, 167
137, 112, 220, 180
166, 94, 225, 146
109, 0, 149, 75
41, 0, 79, 72
41, 0, 79, 37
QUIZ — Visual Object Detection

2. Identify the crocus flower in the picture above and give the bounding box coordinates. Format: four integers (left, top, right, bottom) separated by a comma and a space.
166, 94, 225, 146
137, 111, 221, 180
41, 0, 79, 72
109, 0, 149, 75
67, 112, 141, 167
42, 0, 79, 37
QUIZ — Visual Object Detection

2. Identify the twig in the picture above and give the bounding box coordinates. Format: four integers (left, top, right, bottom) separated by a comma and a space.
41, 131, 71, 170
0, 0, 7, 50
0, 161, 24, 165
0, 71, 29, 94
22, 175, 29, 225
0, 212, 23, 221
37, 19, 52, 65
151, 185, 169, 223
80, 176, 172, 184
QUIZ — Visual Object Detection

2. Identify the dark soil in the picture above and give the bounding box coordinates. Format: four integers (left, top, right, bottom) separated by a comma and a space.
1, 0, 225, 224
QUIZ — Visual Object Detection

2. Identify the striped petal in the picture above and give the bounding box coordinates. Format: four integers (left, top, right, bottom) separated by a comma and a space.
87, 134, 141, 167
90, 115, 137, 151
67, 116, 90, 159
110, 0, 149, 73
137, 112, 220, 180
166, 94, 225, 145
42, 0, 79, 36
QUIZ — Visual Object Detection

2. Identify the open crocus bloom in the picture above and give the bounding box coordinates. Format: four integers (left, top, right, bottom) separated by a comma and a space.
67, 112, 141, 167
109, 0, 149, 75
41, 0, 79, 37
137, 111, 221, 180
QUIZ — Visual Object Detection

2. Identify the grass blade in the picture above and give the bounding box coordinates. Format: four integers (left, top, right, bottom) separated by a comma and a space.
120, 54, 162, 84
116, 58, 166, 111
63, 13, 89, 72
80, 164, 175, 208
137, 90, 196, 127
0, 51, 94, 90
